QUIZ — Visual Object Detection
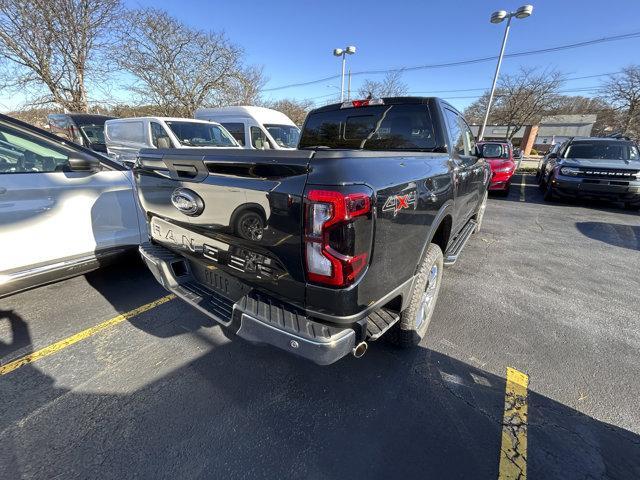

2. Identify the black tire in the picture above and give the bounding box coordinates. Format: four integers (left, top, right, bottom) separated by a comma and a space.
624, 202, 640, 211
474, 191, 488, 233
235, 211, 265, 241
538, 170, 547, 188
543, 177, 556, 201
388, 243, 444, 348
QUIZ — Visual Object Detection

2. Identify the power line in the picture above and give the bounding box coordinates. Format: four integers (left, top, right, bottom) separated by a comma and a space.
262, 31, 640, 92
305, 72, 618, 105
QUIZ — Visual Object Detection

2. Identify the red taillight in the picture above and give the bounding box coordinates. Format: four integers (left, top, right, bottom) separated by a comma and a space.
304, 189, 372, 287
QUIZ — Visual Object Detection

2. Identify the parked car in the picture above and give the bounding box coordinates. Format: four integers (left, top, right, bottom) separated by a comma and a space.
105, 117, 239, 168
0, 113, 145, 297
477, 140, 516, 195
535, 142, 562, 183
48, 113, 115, 154
538, 137, 640, 209
194, 106, 300, 150
134, 97, 490, 364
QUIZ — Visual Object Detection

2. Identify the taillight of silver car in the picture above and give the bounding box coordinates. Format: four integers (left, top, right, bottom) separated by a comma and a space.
304, 188, 373, 287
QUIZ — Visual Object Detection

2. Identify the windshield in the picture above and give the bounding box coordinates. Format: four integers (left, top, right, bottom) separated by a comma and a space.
481, 143, 510, 159
264, 124, 300, 148
299, 104, 437, 151
79, 125, 106, 145
563, 141, 639, 160
165, 121, 237, 147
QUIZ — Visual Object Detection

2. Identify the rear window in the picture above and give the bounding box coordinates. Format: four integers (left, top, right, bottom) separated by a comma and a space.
299, 104, 437, 151
563, 141, 639, 160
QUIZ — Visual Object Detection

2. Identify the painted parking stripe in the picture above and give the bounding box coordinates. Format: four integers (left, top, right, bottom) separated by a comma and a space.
519, 175, 527, 202
498, 367, 529, 480
0, 294, 175, 376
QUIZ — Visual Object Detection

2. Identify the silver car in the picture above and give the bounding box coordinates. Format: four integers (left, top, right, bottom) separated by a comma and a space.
0, 114, 144, 297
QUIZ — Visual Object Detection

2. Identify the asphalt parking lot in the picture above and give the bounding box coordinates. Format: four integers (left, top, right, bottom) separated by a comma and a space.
1, 174, 639, 480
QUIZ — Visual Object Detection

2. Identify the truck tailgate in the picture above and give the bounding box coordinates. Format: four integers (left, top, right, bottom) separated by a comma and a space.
134, 148, 313, 307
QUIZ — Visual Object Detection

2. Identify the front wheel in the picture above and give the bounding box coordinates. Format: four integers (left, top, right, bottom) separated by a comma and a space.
388, 243, 444, 348
474, 191, 488, 233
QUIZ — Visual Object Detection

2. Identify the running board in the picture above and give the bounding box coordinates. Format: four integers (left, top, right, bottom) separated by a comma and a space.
444, 219, 477, 266
366, 308, 400, 341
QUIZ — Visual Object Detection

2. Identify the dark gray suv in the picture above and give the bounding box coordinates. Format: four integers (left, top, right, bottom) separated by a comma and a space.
538, 137, 640, 210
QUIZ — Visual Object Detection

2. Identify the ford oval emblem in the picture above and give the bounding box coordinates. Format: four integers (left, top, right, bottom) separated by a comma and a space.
170, 188, 204, 216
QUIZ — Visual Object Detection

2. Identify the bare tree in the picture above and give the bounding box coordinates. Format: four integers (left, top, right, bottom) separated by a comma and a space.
465, 67, 563, 139
357, 71, 408, 99
115, 9, 264, 117
0, 0, 121, 112
261, 98, 314, 126
599, 65, 640, 138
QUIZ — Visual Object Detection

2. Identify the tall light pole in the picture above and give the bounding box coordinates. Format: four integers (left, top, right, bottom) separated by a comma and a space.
478, 5, 533, 141
333, 45, 356, 102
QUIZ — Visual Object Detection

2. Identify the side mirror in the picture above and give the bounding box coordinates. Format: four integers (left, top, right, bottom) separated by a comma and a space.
474, 145, 483, 158
548, 152, 557, 159
68, 155, 100, 172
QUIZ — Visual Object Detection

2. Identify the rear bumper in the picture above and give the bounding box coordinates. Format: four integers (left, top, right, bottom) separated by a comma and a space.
489, 170, 514, 190
139, 242, 358, 365
552, 176, 640, 202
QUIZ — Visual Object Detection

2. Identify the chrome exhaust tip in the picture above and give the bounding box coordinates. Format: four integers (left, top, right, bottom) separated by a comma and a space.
352, 341, 368, 358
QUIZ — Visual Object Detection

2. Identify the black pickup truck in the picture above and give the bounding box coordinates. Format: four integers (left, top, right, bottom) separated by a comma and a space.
135, 97, 490, 364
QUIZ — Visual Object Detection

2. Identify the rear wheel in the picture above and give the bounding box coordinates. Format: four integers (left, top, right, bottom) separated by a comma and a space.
543, 177, 556, 201
388, 243, 444, 348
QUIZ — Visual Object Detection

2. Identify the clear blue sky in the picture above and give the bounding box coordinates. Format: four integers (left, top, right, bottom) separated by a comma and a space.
2, 0, 639, 111
125, 0, 640, 110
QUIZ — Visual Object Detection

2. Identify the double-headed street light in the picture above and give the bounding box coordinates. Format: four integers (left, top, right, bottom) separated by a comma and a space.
333, 45, 356, 102
477, 5, 533, 141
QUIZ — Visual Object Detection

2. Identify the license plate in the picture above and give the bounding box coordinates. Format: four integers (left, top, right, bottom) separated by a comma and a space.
191, 262, 250, 301
150, 217, 247, 300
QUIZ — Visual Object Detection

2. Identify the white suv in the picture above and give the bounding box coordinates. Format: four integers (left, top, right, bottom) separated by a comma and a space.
0, 114, 145, 297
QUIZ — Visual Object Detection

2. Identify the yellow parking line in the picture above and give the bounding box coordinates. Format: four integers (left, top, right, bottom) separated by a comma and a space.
0, 294, 175, 376
498, 367, 529, 480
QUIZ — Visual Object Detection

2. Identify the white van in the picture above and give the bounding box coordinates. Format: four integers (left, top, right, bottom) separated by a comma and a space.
194, 106, 300, 150
105, 117, 239, 167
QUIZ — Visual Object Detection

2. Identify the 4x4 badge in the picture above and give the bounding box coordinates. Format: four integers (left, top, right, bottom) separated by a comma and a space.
383, 191, 417, 216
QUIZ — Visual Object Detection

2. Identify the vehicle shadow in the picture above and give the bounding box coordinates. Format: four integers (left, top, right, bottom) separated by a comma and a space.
492, 174, 640, 215
575, 221, 640, 251
1, 319, 638, 479
0, 309, 31, 361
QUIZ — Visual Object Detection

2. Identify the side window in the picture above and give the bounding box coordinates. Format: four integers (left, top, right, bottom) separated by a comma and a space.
460, 118, 476, 156
221, 122, 246, 146
0, 124, 70, 174
443, 109, 464, 156
106, 121, 145, 144
150, 122, 171, 148
250, 126, 271, 149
